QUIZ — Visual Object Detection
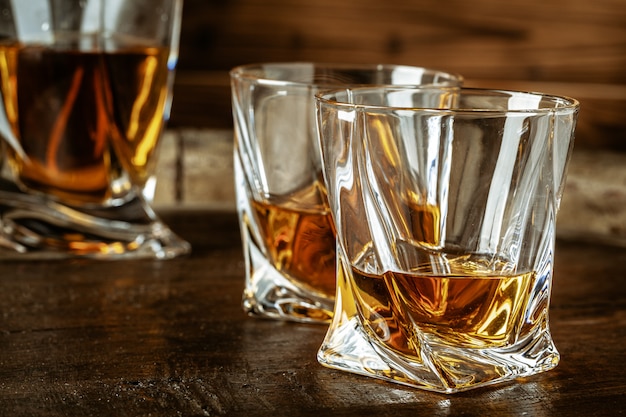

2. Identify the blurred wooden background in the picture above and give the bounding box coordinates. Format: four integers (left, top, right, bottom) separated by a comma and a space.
157, 0, 626, 244
170, 0, 626, 151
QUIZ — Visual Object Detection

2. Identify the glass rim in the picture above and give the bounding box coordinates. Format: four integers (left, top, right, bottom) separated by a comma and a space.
315, 86, 580, 114
229, 61, 464, 88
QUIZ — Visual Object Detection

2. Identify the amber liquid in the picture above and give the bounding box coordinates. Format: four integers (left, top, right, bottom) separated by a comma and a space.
251, 182, 337, 297
0, 43, 170, 204
408, 201, 441, 247
349, 261, 533, 356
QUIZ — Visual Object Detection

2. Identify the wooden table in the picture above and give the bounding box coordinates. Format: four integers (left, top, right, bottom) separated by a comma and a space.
1, 209, 625, 416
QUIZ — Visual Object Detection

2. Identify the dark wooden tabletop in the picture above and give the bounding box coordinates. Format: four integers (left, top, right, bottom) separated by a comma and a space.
1, 209, 625, 416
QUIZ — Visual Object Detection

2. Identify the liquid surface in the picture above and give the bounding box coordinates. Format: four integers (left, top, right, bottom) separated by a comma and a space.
350, 261, 533, 354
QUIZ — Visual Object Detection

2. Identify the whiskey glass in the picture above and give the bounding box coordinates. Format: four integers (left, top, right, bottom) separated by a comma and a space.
230, 63, 462, 323
315, 86, 579, 392
0, 0, 190, 259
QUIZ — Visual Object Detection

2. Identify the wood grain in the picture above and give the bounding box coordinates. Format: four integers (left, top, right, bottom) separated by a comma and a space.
0, 210, 624, 416
178, 0, 626, 84
169, 0, 626, 150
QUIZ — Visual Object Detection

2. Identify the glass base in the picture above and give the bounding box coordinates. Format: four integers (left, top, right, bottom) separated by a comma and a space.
318, 317, 559, 393
241, 232, 333, 324
0, 185, 190, 260
317, 260, 560, 393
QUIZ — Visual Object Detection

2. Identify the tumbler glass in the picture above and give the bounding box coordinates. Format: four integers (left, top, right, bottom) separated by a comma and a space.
0, 0, 189, 259
315, 87, 579, 392
230, 63, 462, 323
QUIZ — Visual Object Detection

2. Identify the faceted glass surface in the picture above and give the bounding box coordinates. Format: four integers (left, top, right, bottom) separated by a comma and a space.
316, 87, 579, 392
230, 63, 462, 323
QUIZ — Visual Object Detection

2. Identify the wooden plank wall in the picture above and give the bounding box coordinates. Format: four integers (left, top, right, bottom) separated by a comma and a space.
170, 0, 626, 151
